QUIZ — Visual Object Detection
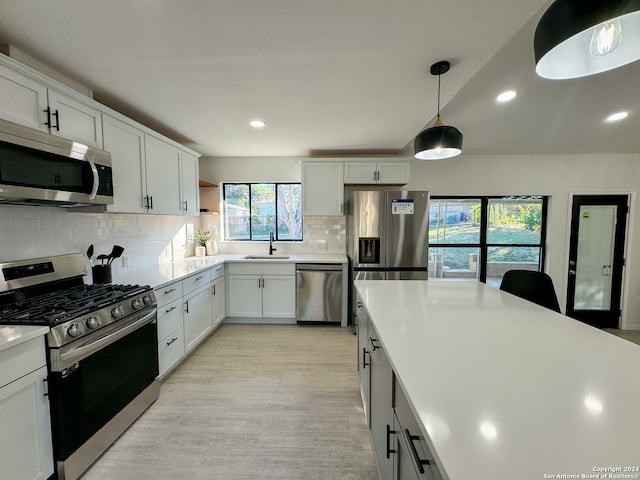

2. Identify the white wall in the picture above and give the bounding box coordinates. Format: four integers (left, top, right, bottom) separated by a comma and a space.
201, 153, 640, 330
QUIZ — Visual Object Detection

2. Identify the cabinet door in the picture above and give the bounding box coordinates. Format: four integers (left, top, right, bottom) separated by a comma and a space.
227, 274, 262, 317
0, 365, 54, 480
0, 63, 48, 131
369, 326, 394, 480
102, 114, 148, 213
211, 276, 226, 328
47, 89, 103, 148
144, 135, 182, 214
344, 161, 377, 184
183, 284, 213, 352
301, 161, 344, 216
262, 275, 296, 318
180, 151, 200, 215
377, 162, 410, 184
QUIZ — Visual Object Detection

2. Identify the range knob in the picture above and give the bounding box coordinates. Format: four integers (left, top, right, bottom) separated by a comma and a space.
142, 294, 153, 305
111, 305, 125, 318
67, 323, 83, 337
131, 298, 143, 310
86, 316, 99, 329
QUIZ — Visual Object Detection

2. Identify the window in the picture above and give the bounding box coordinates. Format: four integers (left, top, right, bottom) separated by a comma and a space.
428, 196, 547, 286
223, 183, 302, 241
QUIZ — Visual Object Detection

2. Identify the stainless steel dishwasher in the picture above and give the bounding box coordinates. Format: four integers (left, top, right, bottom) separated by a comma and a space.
296, 263, 343, 323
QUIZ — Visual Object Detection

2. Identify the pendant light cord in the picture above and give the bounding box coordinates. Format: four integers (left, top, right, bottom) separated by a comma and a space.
436, 72, 441, 118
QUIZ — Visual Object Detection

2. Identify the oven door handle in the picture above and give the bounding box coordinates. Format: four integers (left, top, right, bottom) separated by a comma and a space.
56, 308, 157, 369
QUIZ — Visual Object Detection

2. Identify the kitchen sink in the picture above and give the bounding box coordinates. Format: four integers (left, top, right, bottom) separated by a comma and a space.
241, 255, 291, 260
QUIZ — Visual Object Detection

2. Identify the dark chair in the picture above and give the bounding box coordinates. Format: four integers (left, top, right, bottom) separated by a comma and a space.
499, 270, 561, 313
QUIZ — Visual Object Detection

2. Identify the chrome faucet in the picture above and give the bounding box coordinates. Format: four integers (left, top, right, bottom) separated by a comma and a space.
269, 231, 277, 255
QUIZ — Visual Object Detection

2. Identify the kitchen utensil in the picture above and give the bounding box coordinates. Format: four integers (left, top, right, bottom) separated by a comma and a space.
87, 244, 94, 266
107, 245, 124, 265
96, 254, 108, 265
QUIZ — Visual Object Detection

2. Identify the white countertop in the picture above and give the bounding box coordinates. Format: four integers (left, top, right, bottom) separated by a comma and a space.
0, 325, 49, 353
355, 280, 640, 480
1, 253, 347, 351
111, 253, 347, 289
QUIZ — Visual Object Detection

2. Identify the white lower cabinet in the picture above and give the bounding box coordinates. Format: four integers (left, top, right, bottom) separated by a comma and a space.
211, 273, 226, 329
183, 283, 212, 353
227, 262, 296, 321
155, 266, 225, 378
0, 337, 54, 480
156, 297, 184, 378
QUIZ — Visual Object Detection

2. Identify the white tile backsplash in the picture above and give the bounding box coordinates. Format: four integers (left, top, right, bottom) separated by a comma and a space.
0, 208, 347, 273
0, 205, 201, 271
216, 215, 346, 255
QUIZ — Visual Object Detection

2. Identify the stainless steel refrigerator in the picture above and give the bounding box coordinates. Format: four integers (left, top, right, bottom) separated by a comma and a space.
347, 190, 429, 321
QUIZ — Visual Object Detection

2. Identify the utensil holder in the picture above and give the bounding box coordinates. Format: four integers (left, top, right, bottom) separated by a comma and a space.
92, 265, 112, 284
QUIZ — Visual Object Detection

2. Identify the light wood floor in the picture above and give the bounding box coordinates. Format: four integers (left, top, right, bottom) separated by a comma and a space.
82, 324, 378, 480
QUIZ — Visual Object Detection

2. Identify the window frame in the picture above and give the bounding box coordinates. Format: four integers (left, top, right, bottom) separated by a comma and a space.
222, 182, 303, 242
429, 196, 548, 283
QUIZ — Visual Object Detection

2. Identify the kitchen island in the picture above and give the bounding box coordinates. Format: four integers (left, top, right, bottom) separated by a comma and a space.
355, 280, 640, 480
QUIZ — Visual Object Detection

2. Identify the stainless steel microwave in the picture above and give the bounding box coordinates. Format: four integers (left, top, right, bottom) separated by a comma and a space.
0, 118, 113, 207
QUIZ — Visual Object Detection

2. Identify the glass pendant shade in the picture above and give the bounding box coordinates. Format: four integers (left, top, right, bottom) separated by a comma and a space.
414, 119, 463, 160
534, 0, 640, 79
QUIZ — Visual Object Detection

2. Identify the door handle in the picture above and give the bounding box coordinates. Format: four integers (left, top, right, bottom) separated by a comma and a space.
405, 429, 430, 473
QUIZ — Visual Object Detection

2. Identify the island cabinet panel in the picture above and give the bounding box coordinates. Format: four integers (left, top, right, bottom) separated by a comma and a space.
393, 379, 443, 480
356, 299, 370, 423
368, 323, 395, 480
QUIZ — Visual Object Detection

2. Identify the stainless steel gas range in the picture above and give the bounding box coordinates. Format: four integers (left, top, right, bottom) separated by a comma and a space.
0, 253, 159, 480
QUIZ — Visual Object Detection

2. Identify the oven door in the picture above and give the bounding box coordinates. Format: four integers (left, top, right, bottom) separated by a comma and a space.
48, 307, 159, 461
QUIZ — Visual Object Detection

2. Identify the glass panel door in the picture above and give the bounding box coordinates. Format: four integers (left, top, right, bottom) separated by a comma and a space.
574, 205, 616, 310
566, 195, 628, 328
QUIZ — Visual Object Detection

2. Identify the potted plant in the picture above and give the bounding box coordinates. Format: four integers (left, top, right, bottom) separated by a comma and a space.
194, 230, 212, 257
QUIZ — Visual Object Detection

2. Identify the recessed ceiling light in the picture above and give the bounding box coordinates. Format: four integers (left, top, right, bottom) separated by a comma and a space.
496, 90, 517, 103
249, 120, 266, 129
605, 111, 629, 123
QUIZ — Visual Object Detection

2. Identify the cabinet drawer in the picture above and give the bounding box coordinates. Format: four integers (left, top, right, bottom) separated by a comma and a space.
183, 269, 212, 295
157, 298, 183, 340
228, 262, 294, 275
0, 337, 46, 389
154, 281, 183, 307
211, 263, 225, 281
394, 379, 443, 480
158, 327, 184, 377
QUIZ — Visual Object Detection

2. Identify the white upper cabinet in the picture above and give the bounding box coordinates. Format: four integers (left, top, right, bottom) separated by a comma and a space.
301, 161, 344, 216
145, 135, 183, 215
0, 62, 48, 130
0, 56, 102, 148
47, 89, 103, 148
102, 114, 148, 213
344, 160, 410, 185
180, 151, 200, 215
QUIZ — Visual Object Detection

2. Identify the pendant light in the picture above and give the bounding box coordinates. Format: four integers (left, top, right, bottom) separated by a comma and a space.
414, 60, 463, 160
534, 0, 640, 79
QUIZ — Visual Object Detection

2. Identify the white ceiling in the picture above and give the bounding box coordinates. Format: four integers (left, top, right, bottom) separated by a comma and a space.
0, 1, 637, 158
